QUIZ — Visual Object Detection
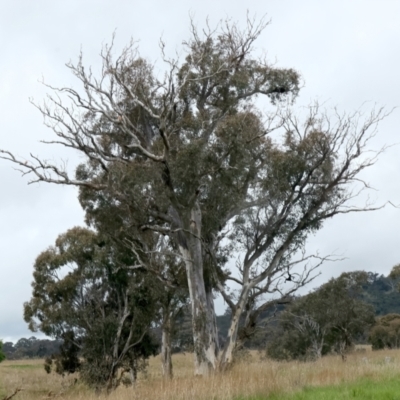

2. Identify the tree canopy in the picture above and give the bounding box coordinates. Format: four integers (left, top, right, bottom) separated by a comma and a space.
0, 340, 5, 363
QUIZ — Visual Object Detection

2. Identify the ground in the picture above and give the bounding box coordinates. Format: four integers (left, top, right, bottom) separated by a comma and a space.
1, 347, 400, 400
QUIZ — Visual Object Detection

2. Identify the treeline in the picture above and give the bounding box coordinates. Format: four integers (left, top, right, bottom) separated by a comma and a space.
7, 269, 400, 362
2, 337, 62, 360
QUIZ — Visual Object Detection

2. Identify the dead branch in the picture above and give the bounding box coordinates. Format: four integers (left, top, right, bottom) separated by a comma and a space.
2, 388, 22, 400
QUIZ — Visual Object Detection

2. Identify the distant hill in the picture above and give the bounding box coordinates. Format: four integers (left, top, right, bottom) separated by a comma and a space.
361, 272, 400, 315
215, 271, 400, 348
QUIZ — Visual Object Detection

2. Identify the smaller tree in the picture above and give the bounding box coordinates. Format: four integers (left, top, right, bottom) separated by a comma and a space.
369, 314, 400, 350
0, 340, 6, 362
24, 227, 160, 391
267, 271, 375, 361
44, 331, 81, 375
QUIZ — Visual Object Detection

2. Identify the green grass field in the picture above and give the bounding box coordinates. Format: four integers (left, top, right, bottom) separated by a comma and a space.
4, 363, 41, 369
239, 378, 400, 400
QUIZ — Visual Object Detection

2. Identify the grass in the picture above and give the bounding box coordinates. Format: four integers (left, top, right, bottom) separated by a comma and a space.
1, 347, 400, 400
239, 378, 400, 399
5, 364, 41, 369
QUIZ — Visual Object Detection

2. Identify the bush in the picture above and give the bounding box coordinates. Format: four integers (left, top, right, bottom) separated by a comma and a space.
369, 314, 400, 350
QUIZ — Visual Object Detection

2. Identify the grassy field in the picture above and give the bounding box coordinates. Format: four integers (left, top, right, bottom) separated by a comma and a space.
238, 378, 400, 399
1, 347, 400, 400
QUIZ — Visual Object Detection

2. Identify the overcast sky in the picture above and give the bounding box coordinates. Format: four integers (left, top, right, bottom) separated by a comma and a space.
1, 1, 400, 343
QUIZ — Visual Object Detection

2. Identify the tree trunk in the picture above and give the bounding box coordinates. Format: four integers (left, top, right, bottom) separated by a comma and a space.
106, 365, 118, 393
161, 307, 173, 379
218, 289, 249, 371
178, 203, 219, 375
310, 336, 324, 360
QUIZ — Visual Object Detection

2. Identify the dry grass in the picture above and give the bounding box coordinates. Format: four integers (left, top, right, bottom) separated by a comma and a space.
1, 349, 400, 400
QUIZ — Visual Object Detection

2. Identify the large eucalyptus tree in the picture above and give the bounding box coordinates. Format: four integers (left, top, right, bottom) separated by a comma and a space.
0, 17, 389, 374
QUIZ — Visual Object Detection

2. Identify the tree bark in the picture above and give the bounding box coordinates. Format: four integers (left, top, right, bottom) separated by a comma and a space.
178, 203, 219, 375
161, 307, 173, 379
310, 339, 323, 360
218, 289, 249, 371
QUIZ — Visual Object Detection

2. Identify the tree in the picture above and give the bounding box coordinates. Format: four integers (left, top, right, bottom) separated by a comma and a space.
267, 272, 375, 361
24, 227, 159, 391
0, 340, 6, 363
158, 280, 188, 379
368, 265, 400, 349
0, 17, 390, 374
388, 264, 400, 290
369, 314, 400, 349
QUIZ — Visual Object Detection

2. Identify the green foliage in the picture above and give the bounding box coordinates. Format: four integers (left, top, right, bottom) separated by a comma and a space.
369, 313, 400, 350
0, 340, 5, 363
388, 264, 400, 281
24, 227, 160, 390
44, 331, 80, 375
360, 272, 400, 315
267, 272, 375, 361
365, 264, 400, 350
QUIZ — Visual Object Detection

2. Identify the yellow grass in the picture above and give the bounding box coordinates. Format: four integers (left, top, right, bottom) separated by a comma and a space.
1, 348, 400, 400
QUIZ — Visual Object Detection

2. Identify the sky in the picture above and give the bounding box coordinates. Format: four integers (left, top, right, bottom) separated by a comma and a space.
1, 0, 400, 343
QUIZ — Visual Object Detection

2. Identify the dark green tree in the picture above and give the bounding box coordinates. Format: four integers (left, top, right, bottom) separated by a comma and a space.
76, 183, 190, 380
369, 314, 400, 349
44, 331, 81, 375
24, 227, 159, 391
0, 340, 6, 363
367, 265, 400, 350
0, 17, 389, 374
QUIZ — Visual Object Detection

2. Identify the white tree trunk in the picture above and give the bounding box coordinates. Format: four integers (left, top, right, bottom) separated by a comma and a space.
310, 339, 323, 359
218, 288, 249, 370
178, 203, 219, 375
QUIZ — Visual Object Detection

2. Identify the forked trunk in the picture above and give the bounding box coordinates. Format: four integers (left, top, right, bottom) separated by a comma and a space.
178, 203, 219, 375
